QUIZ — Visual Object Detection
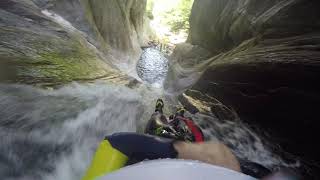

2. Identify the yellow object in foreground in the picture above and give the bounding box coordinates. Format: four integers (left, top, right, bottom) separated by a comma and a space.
82, 140, 128, 180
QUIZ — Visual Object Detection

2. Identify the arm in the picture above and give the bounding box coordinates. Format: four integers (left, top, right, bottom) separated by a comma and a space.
82, 133, 176, 180
174, 141, 241, 172
105, 133, 240, 171
82, 133, 241, 180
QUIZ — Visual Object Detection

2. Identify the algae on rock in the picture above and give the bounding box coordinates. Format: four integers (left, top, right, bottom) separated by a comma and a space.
1, 0, 150, 86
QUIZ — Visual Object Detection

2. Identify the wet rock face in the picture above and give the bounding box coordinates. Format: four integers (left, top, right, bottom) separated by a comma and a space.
166, 0, 320, 178
164, 43, 214, 95
188, 0, 320, 54
79, 0, 147, 61
0, 0, 148, 86
41, 0, 149, 56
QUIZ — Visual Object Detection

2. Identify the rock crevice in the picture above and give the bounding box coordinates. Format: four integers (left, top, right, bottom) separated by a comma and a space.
165, 0, 320, 178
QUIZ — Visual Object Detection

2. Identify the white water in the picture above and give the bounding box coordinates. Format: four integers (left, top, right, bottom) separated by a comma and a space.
189, 113, 300, 169
0, 48, 299, 180
0, 82, 163, 180
137, 48, 169, 88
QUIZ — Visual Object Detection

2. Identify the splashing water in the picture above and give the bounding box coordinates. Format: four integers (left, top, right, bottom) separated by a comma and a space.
136, 47, 299, 171
136, 48, 169, 88
0, 49, 300, 180
0, 82, 163, 180
188, 112, 300, 170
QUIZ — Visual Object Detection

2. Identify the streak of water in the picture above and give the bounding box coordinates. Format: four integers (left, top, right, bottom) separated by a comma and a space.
0, 82, 161, 180
136, 47, 299, 170
0, 81, 300, 179
0, 48, 300, 180
136, 48, 169, 87
188, 112, 300, 170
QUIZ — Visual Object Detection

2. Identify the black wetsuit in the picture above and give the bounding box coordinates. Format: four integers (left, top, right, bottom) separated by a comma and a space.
106, 132, 177, 165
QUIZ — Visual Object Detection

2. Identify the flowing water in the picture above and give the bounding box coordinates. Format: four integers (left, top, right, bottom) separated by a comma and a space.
0, 48, 299, 180
0, 82, 164, 180
137, 48, 169, 87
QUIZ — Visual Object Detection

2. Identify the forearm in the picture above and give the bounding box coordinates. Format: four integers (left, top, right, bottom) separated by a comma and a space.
105, 133, 240, 172
173, 141, 241, 172
83, 132, 284, 180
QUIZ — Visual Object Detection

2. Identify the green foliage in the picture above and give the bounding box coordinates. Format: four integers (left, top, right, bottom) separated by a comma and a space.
146, 0, 155, 19
147, 0, 194, 34
163, 0, 194, 33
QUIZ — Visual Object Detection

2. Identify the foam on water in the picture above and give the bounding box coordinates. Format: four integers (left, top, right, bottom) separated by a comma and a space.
0, 81, 300, 180
0, 82, 161, 180
188, 113, 300, 170
137, 48, 169, 87
135, 47, 300, 170
0, 47, 300, 180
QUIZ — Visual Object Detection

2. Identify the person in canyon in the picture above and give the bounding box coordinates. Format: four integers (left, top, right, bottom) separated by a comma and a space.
82, 100, 278, 180
144, 98, 176, 136
145, 98, 204, 142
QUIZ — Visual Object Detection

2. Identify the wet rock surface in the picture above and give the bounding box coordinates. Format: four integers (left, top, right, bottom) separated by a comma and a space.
164, 43, 214, 94
179, 89, 238, 121
166, 0, 320, 178
0, 0, 149, 87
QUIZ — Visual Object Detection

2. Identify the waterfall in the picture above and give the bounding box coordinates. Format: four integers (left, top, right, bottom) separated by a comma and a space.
137, 47, 169, 88
0, 48, 299, 180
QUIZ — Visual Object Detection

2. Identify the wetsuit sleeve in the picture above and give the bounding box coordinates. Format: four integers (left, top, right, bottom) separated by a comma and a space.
105, 132, 178, 161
